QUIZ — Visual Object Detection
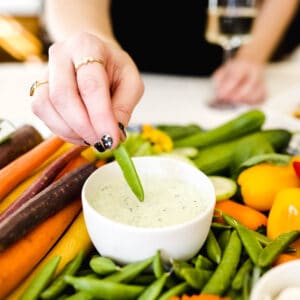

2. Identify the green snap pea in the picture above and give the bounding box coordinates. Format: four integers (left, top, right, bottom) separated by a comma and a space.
132, 274, 156, 285
211, 222, 232, 230
180, 267, 212, 290
232, 259, 253, 291
171, 259, 193, 279
205, 229, 222, 264
104, 256, 153, 283
64, 291, 94, 300
242, 272, 251, 300
113, 143, 144, 201
157, 282, 189, 300
89, 255, 120, 276
41, 251, 84, 299
194, 254, 214, 270
258, 230, 300, 267
153, 250, 165, 278
217, 229, 232, 251
64, 275, 144, 300
137, 273, 169, 300
201, 230, 242, 295
222, 213, 263, 265
20, 255, 61, 300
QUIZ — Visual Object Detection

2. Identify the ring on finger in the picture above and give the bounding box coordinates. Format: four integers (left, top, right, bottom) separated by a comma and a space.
29, 80, 48, 97
74, 57, 104, 72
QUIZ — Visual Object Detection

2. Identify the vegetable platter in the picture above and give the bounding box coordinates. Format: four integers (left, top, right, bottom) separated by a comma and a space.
1, 109, 300, 300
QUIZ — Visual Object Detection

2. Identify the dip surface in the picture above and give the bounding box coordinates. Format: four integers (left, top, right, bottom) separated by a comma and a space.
89, 174, 208, 228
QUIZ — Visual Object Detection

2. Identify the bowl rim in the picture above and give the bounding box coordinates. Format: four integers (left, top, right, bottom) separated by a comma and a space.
82, 156, 216, 233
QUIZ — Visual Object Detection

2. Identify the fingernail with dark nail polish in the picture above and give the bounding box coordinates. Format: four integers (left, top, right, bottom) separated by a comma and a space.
83, 140, 90, 146
94, 141, 105, 152
118, 122, 127, 138
101, 134, 113, 150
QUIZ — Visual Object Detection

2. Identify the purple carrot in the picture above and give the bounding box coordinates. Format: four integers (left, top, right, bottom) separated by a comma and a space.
0, 144, 87, 223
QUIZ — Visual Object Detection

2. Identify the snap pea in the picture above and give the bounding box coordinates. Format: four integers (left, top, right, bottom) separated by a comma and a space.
171, 259, 193, 279
232, 259, 253, 291
217, 229, 232, 252
157, 282, 189, 300
211, 222, 232, 230
137, 273, 169, 300
104, 256, 153, 283
132, 274, 156, 285
222, 213, 263, 265
205, 229, 222, 264
41, 251, 84, 299
180, 267, 212, 290
258, 230, 300, 267
64, 291, 94, 300
156, 124, 203, 140
153, 250, 165, 279
201, 231, 242, 295
89, 255, 120, 276
20, 255, 61, 300
64, 275, 144, 300
113, 143, 144, 201
194, 254, 214, 270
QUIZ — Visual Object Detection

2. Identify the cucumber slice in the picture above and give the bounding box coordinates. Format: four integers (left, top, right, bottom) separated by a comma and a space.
209, 176, 237, 201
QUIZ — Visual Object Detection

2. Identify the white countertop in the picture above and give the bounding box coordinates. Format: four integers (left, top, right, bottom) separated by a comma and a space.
1, 53, 300, 137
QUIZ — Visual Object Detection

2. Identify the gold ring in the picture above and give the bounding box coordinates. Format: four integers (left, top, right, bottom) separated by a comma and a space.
74, 57, 104, 72
29, 80, 48, 97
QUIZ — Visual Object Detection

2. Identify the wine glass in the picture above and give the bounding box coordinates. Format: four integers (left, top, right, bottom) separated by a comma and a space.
206, 0, 257, 60
205, 0, 258, 107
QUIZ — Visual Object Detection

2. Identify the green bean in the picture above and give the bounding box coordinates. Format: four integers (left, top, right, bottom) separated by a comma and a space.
157, 282, 189, 300
41, 251, 84, 299
194, 254, 214, 270
217, 229, 232, 252
138, 273, 169, 300
89, 255, 120, 276
258, 230, 300, 267
223, 213, 263, 265
205, 229, 222, 264
104, 256, 153, 283
201, 231, 242, 295
20, 255, 61, 300
64, 275, 144, 300
113, 143, 144, 201
153, 250, 165, 279
180, 267, 212, 290
232, 258, 253, 291
64, 291, 94, 300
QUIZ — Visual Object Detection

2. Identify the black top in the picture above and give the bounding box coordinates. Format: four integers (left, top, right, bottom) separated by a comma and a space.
111, 0, 223, 76
110, 0, 300, 76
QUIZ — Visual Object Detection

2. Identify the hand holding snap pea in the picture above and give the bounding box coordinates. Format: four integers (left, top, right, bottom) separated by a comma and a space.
113, 143, 144, 201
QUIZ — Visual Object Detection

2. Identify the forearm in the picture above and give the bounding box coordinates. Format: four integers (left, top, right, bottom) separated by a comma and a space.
44, 0, 117, 44
237, 0, 299, 63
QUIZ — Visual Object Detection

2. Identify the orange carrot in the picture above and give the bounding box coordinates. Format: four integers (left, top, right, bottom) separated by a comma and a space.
0, 197, 81, 299
273, 253, 299, 266
0, 135, 64, 201
0, 142, 73, 214
215, 199, 267, 230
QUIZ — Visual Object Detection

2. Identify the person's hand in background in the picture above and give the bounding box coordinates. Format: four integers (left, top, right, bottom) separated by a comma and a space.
31, 32, 144, 151
212, 57, 266, 105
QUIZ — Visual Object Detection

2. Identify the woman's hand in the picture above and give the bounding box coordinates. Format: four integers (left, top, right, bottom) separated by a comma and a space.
212, 58, 266, 105
31, 32, 144, 151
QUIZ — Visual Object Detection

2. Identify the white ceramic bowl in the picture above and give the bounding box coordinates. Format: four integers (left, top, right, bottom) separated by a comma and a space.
250, 260, 300, 300
82, 156, 215, 264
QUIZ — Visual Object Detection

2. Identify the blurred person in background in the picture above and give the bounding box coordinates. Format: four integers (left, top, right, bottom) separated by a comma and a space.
31, 0, 299, 151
